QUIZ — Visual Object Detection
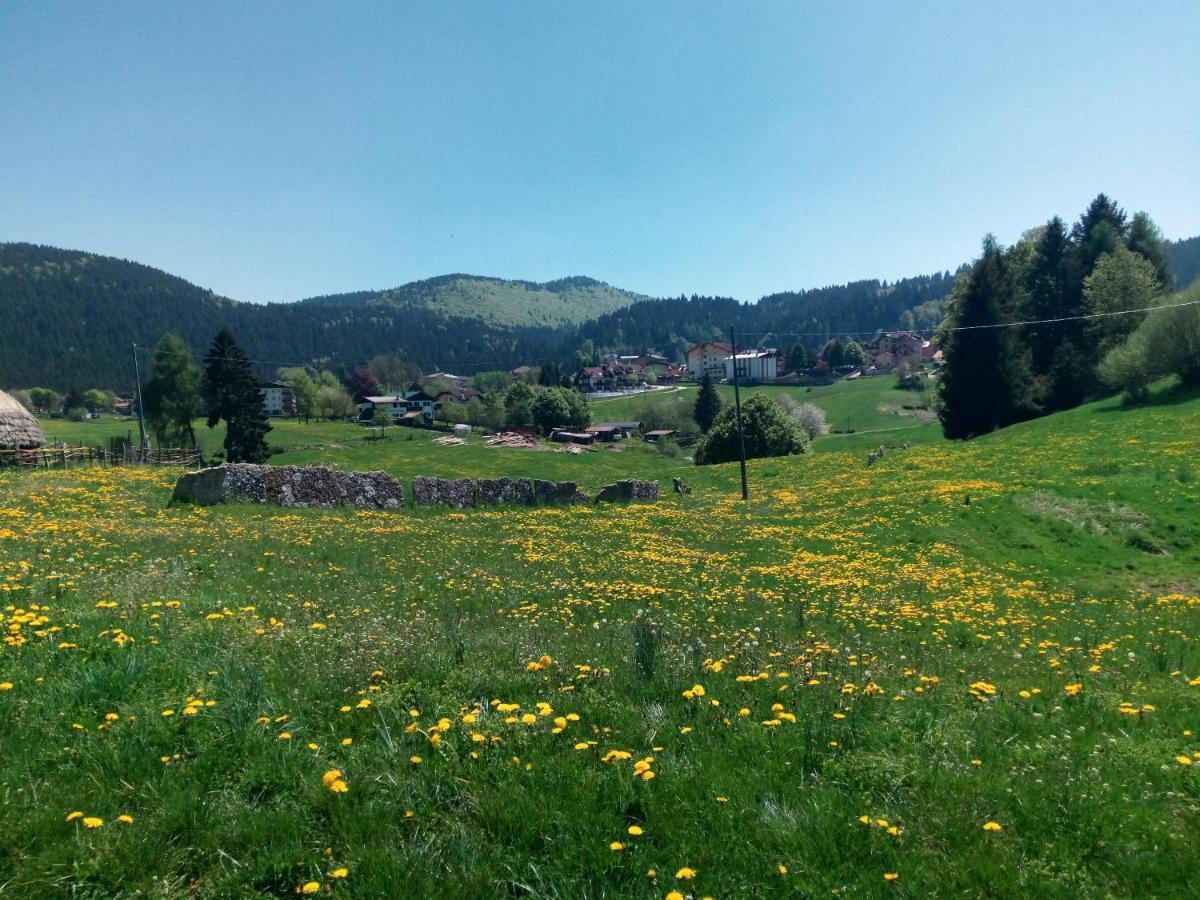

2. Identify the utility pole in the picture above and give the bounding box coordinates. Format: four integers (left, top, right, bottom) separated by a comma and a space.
132, 343, 149, 456
729, 325, 749, 501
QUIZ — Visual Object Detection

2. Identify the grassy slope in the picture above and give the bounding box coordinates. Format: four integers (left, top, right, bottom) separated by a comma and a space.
590, 376, 941, 452
3, 386, 1198, 897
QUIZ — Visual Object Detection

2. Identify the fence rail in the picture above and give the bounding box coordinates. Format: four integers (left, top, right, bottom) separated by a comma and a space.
0, 445, 201, 470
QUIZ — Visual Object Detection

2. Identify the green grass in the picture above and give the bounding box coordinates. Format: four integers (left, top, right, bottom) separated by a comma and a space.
591, 376, 942, 453
2, 383, 1199, 897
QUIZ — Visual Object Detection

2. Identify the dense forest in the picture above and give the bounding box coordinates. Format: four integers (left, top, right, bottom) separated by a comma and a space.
573, 272, 961, 361
2, 231, 1197, 392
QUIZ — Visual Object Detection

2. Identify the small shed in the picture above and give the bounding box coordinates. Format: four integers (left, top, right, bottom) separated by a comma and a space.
642, 429, 677, 443
550, 429, 595, 445
0, 390, 45, 449
452, 423, 472, 437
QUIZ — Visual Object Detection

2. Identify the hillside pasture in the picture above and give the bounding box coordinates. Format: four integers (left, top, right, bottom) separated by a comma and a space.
0, 384, 1197, 896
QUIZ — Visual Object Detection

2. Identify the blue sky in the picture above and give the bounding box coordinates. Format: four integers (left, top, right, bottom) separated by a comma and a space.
1, 1, 1197, 303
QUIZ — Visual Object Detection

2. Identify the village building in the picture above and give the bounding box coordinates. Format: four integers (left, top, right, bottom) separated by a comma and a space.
259, 381, 297, 418
549, 428, 595, 445
358, 389, 437, 425
724, 348, 778, 384
866, 332, 923, 370
586, 421, 641, 441
685, 341, 734, 379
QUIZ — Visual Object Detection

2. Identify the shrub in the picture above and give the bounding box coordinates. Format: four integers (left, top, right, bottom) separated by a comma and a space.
693, 394, 807, 465
777, 396, 829, 439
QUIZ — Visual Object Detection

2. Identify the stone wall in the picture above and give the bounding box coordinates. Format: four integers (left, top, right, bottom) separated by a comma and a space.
595, 479, 659, 503
173, 464, 404, 509
173, 466, 659, 511
412, 476, 474, 508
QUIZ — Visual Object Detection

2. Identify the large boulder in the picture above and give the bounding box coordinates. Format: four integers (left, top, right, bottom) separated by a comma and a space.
534, 480, 589, 505
172, 464, 265, 505
412, 476, 475, 508
596, 479, 659, 503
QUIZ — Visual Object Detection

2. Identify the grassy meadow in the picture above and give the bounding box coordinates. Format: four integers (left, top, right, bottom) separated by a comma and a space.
3, 383, 1199, 897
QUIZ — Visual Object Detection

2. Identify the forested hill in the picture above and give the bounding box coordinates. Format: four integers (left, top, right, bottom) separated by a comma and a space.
4, 233, 1196, 392
1168, 236, 1200, 291
0, 244, 571, 390
571, 272, 960, 361
301, 275, 651, 329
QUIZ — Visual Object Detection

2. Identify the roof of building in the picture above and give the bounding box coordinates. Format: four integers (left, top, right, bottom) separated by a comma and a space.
686, 341, 733, 354
0, 389, 45, 449
589, 421, 641, 431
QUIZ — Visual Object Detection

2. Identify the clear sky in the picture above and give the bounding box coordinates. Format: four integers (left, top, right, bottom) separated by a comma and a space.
1, 1, 1197, 304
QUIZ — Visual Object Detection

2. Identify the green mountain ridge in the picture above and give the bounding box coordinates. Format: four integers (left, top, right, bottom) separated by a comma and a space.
2, 233, 1197, 392
300, 273, 652, 329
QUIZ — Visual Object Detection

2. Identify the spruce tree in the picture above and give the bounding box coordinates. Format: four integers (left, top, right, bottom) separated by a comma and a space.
1126, 212, 1172, 287
142, 333, 201, 447
203, 327, 271, 463
1073, 193, 1128, 278
694, 372, 722, 433
938, 237, 1035, 439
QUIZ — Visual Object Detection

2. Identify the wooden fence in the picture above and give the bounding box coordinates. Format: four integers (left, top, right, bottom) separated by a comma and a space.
0, 444, 201, 470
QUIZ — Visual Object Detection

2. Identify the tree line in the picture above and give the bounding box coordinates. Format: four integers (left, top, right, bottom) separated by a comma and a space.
937, 194, 1194, 439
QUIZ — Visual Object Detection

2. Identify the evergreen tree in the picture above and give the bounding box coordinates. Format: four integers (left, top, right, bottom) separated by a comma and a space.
143, 333, 201, 447
1073, 193, 1128, 277
938, 237, 1035, 440
203, 327, 271, 463
1126, 212, 1172, 287
694, 372, 723, 433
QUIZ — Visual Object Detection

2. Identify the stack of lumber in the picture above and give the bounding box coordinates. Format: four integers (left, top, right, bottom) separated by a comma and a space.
487, 432, 537, 448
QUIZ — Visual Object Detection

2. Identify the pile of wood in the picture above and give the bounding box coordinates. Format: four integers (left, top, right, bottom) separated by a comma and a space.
433, 436, 465, 446
487, 432, 537, 448
555, 443, 591, 454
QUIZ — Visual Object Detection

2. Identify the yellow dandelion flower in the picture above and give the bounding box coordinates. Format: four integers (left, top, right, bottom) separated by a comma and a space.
983, 821, 1003, 832
83, 817, 103, 828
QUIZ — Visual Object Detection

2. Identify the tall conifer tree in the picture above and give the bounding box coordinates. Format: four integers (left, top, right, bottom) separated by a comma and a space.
938, 237, 1035, 439
693, 372, 722, 433
203, 327, 271, 463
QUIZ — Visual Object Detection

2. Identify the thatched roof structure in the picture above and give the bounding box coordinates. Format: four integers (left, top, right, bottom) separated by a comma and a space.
0, 390, 45, 449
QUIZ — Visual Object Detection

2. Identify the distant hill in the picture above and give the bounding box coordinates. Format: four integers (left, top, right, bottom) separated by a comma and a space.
302, 275, 651, 330
1167, 236, 1200, 290
4, 230, 1196, 392
0, 244, 594, 390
